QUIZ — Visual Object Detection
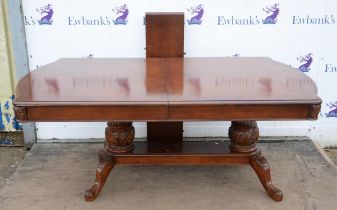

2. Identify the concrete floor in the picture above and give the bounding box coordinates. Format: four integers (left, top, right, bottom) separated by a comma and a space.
0, 140, 336, 210
0, 131, 27, 190
0, 147, 26, 190
325, 148, 337, 165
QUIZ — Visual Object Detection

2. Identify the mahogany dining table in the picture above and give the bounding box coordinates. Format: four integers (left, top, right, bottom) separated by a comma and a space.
14, 57, 321, 202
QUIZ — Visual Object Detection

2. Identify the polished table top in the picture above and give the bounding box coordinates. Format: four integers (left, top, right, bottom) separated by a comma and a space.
15, 57, 321, 106
14, 57, 321, 121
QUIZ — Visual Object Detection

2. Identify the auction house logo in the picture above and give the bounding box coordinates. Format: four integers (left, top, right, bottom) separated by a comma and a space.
293, 15, 335, 25
297, 53, 313, 72
187, 4, 204, 25
38, 4, 54, 25
67, 4, 128, 26
325, 63, 337, 72
217, 3, 280, 26
326, 102, 337, 118
24, 4, 54, 25
262, 3, 279, 24
112, 4, 128, 25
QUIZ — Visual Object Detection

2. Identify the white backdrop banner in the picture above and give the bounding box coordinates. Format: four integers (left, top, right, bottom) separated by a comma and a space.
22, 0, 337, 146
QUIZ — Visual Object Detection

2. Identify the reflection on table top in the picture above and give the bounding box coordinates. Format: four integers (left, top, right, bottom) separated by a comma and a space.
15, 57, 321, 106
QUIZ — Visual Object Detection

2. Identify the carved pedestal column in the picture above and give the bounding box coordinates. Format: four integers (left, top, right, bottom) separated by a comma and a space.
228, 121, 283, 202
85, 122, 135, 202
105, 122, 135, 153
228, 121, 258, 153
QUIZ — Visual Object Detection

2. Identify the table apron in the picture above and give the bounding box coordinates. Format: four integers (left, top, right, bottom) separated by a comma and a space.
26, 105, 167, 121
168, 104, 311, 121
20, 104, 314, 122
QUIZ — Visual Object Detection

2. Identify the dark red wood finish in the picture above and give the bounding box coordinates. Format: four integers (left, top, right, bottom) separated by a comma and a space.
13, 57, 321, 202
14, 58, 321, 121
146, 13, 184, 142
146, 12, 184, 58
14, 14, 321, 204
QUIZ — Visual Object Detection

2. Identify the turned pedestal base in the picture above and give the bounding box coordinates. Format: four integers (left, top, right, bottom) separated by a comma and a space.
85, 121, 283, 202
85, 121, 134, 202
229, 121, 283, 202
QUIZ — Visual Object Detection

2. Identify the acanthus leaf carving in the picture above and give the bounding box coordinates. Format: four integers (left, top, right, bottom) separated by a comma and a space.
105, 121, 135, 153
228, 121, 259, 153
14, 106, 27, 122
308, 104, 321, 120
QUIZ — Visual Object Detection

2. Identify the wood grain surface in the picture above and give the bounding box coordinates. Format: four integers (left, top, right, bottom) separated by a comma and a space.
15, 57, 321, 105
14, 57, 321, 121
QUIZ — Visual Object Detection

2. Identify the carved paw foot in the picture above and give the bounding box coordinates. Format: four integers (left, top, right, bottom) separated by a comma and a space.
85, 183, 100, 202
85, 150, 116, 202
264, 182, 283, 202
250, 151, 283, 202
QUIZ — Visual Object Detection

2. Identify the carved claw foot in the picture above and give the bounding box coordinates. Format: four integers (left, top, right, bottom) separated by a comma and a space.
85, 149, 116, 202
85, 121, 134, 202
249, 151, 283, 202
